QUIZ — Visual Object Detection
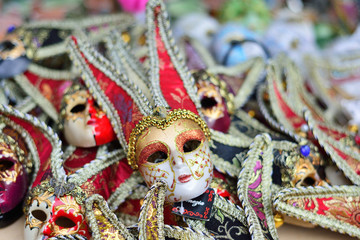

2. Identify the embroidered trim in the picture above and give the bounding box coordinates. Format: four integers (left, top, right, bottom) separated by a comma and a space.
106, 30, 152, 92
273, 185, 360, 238
237, 134, 278, 240
210, 129, 253, 147
138, 180, 166, 240
304, 110, 360, 185
85, 194, 135, 240
68, 35, 152, 152
211, 152, 241, 178
146, 0, 203, 117
13, 74, 59, 121
257, 80, 302, 143
213, 194, 247, 226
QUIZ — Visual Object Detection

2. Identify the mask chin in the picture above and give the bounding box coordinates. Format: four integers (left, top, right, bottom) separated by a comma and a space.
0, 56, 30, 79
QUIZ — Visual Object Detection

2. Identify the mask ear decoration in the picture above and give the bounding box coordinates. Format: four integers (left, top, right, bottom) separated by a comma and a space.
0, 104, 64, 188
138, 180, 167, 240
237, 133, 279, 240
105, 29, 152, 102
146, 0, 202, 115
67, 34, 152, 152
273, 185, 360, 239
85, 194, 136, 240
304, 109, 360, 185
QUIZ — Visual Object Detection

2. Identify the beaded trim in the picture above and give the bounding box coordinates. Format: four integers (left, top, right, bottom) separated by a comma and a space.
127, 109, 211, 169
15, 96, 37, 113
213, 194, 247, 226
19, 13, 134, 60
210, 129, 253, 147
13, 74, 59, 121
273, 185, 360, 238
229, 58, 265, 110
163, 225, 214, 240
304, 110, 360, 185
106, 30, 152, 92
279, 56, 327, 124
68, 34, 152, 152
211, 152, 241, 178
146, 0, 203, 117
233, 109, 280, 137
257, 76, 303, 143
85, 194, 135, 240
107, 172, 144, 210
237, 133, 278, 240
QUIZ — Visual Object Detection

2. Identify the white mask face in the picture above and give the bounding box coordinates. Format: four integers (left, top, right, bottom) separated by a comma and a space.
136, 119, 213, 202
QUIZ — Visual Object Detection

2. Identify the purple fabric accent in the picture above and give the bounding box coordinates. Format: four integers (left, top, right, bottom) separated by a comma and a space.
185, 42, 207, 70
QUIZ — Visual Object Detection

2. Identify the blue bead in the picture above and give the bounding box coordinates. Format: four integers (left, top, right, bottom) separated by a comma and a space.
300, 145, 310, 157
7, 25, 16, 33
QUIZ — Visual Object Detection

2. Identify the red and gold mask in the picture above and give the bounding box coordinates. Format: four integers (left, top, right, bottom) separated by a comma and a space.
61, 88, 116, 147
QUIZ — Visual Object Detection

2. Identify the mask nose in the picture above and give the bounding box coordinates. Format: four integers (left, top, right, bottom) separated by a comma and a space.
171, 153, 187, 169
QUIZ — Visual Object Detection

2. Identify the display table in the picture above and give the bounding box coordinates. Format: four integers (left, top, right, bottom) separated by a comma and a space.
0, 215, 356, 239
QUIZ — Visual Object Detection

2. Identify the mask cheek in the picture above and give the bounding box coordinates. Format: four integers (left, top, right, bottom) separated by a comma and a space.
139, 162, 174, 190
186, 143, 212, 180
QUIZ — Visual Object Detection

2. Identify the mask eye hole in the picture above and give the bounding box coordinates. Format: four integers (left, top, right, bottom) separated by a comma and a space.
31, 210, 47, 222
55, 216, 77, 228
70, 104, 86, 113
201, 96, 218, 109
301, 177, 316, 187
0, 40, 16, 52
147, 151, 168, 164
0, 160, 14, 171
183, 140, 201, 153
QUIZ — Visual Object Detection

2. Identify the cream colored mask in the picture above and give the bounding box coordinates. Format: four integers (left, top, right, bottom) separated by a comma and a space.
135, 118, 213, 202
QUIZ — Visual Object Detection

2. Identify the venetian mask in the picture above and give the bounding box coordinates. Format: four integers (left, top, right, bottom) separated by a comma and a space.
135, 118, 213, 202
0, 134, 28, 214
61, 87, 116, 148
25, 187, 89, 240
0, 32, 30, 78
292, 153, 324, 187
173, 13, 220, 49
211, 23, 267, 66
193, 71, 231, 133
